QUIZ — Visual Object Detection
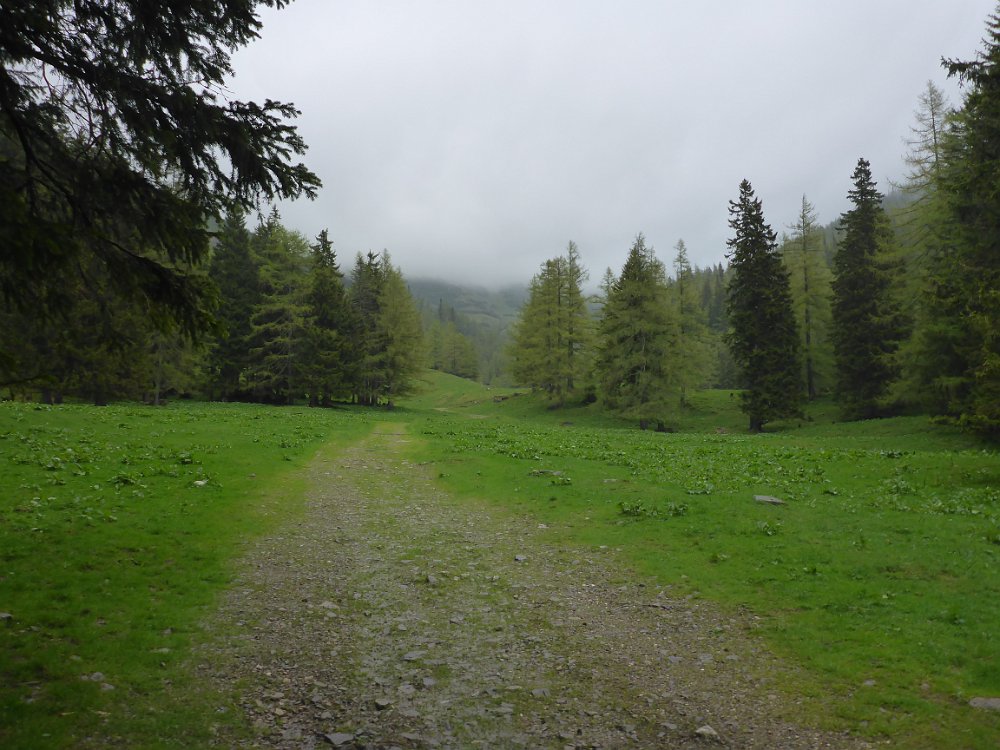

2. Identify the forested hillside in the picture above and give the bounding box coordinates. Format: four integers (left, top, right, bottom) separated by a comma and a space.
3, 4, 1000, 439
505, 68, 1000, 437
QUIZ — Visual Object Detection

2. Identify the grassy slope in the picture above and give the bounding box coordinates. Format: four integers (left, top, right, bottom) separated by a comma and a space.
1, 375, 997, 748
401, 373, 1000, 749
0, 401, 372, 748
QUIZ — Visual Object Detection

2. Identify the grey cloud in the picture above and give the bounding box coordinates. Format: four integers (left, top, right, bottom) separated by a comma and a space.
229, 0, 993, 285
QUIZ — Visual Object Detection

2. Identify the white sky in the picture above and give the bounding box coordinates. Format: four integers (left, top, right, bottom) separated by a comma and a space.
228, 0, 994, 286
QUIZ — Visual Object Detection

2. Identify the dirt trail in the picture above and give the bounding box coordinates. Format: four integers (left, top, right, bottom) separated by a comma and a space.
198, 424, 867, 749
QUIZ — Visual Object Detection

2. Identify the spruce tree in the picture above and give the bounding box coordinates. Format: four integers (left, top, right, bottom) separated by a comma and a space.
725, 180, 802, 432
300, 230, 354, 406
376, 258, 425, 407
831, 159, 903, 419
349, 252, 386, 406
206, 210, 260, 400
246, 211, 310, 404
931, 7, 1000, 435
0, 1, 319, 335
596, 234, 680, 428
348, 252, 424, 406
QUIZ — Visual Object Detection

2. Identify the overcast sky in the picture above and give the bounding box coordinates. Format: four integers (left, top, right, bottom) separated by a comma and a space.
228, 0, 994, 287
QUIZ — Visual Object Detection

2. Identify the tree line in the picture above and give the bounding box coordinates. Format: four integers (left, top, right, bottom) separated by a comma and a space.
508, 7, 1000, 437
1, 209, 426, 408
3, 2, 1000, 435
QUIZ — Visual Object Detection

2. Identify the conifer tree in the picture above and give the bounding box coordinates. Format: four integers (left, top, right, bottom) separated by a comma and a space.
596, 234, 680, 428
670, 239, 714, 400
348, 252, 424, 406
507, 242, 592, 404
781, 196, 833, 399
831, 160, 903, 419
300, 230, 354, 406
927, 8, 1000, 435
376, 259, 425, 406
0, 1, 319, 335
428, 306, 479, 380
725, 181, 802, 432
246, 210, 310, 404
349, 252, 386, 406
892, 82, 964, 413
206, 209, 260, 400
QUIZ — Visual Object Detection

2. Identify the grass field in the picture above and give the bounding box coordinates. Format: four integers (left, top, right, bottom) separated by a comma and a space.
0, 401, 372, 748
1, 374, 998, 748
403, 372, 1000, 748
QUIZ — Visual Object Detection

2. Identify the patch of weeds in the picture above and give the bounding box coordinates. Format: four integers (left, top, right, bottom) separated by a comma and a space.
881, 474, 916, 496
685, 481, 714, 495
756, 520, 782, 536
618, 499, 688, 519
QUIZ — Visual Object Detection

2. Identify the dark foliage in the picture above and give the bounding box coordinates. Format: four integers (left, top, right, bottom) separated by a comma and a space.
831, 159, 903, 420
725, 180, 802, 432
0, 1, 319, 336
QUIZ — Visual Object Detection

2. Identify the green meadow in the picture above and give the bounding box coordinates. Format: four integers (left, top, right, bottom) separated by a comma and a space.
404, 372, 1000, 748
0, 401, 372, 747
2, 373, 999, 747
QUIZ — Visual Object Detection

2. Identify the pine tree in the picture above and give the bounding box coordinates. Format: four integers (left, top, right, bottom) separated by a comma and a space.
596, 234, 681, 428
831, 159, 903, 419
725, 181, 802, 432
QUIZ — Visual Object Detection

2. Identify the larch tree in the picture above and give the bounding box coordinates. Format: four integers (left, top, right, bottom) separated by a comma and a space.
596, 234, 680, 429
831, 159, 904, 420
508, 242, 592, 404
670, 239, 714, 401
893, 82, 966, 413
725, 180, 802, 432
781, 196, 833, 399
428, 305, 479, 380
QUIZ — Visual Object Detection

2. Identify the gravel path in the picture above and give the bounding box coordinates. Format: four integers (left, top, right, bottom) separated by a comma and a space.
197, 423, 868, 749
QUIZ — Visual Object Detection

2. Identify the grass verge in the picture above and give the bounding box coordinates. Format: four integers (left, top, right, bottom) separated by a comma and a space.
0, 400, 371, 748
401, 379, 1000, 749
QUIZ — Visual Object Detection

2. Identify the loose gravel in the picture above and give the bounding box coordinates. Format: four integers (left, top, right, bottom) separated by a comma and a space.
196, 424, 869, 749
